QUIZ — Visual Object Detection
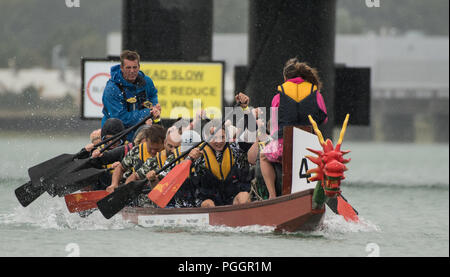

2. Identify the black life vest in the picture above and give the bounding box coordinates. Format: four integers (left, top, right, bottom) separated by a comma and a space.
116, 75, 153, 112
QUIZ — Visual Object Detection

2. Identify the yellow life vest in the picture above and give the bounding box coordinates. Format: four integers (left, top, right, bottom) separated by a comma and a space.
157, 147, 184, 169
156, 149, 169, 169
172, 147, 183, 164
158, 146, 196, 173
202, 144, 235, 181
277, 81, 317, 103
138, 141, 152, 162
129, 141, 153, 174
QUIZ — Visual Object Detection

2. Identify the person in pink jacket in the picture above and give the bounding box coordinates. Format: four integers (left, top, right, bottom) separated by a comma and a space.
260, 58, 328, 199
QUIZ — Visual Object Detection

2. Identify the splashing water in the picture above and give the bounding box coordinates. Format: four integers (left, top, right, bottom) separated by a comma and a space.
1, 194, 378, 236
1, 195, 134, 231
318, 212, 380, 235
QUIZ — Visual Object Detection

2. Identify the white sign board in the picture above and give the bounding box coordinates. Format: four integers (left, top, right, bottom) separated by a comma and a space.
82, 60, 117, 119
290, 127, 322, 193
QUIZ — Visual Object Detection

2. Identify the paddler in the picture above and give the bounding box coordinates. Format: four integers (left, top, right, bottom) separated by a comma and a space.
126, 126, 183, 184
83, 118, 129, 191
186, 93, 254, 208
101, 50, 161, 142
106, 124, 166, 192
122, 127, 201, 208
82, 118, 126, 158
259, 57, 328, 199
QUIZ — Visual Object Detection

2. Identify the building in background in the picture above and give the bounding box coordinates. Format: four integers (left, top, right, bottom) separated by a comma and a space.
0, 68, 79, 100
336, 33, 449, 143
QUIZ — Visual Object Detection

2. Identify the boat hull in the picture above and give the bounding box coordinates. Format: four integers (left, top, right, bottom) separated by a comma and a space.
121, 189, 324, 232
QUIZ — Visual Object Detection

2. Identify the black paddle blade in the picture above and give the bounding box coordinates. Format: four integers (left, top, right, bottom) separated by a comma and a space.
28, 154, 76, 186
14, 181, 46, 207
326, 197, 338, 214
97, 180, 147, 219
53, 168, 108, 197
41, 157, 97, 197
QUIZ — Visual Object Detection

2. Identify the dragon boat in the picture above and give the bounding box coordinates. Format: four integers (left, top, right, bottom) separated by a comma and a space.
121, 188, 324, 232
65, 116, 356, 232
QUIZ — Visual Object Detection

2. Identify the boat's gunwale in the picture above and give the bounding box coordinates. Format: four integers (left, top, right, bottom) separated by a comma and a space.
122, 188, 315, 215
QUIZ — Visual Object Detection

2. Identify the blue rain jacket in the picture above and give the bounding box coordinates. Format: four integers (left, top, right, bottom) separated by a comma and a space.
101, 64, 158, 141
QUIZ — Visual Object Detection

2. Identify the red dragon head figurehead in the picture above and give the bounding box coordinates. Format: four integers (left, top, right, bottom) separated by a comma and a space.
306, 114, 351, 198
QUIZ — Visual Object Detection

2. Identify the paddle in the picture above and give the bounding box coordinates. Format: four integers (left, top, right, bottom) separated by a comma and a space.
43, 152, 113, 197
15, 160, 104, 208
148, 159, 193, 208
326, 194, 359, 222
65, 188, 154, 214
148, 145, 207, 208
64, 190, 110, 213
15, 159, 75, 207
15, 134, 125, 207
336, 194, 359, 222
41, 113, 153, 185
15, 113, 153, 207
29, 121, 129, 186
44, 113, 154, 196
14, 181, 46, 208
50, 167, 110, 197
18, 138, 119, 206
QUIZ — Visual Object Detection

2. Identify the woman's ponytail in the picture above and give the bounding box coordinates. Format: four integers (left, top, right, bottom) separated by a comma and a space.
283, 58, 322, 90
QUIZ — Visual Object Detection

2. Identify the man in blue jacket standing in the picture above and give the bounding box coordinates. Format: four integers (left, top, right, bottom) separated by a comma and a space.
102, 50, 161, 141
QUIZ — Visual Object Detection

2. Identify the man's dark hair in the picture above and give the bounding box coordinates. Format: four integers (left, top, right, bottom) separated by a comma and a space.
120, 50, 140, 66
101, 118, 125, 138
143, 124, 166, 144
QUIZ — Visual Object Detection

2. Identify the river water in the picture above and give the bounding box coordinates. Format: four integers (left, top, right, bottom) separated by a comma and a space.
0, 133, 448, 257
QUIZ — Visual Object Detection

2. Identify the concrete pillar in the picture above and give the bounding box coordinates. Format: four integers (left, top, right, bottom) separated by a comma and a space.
247, 0, 336, 138
122, 0, 212, 61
